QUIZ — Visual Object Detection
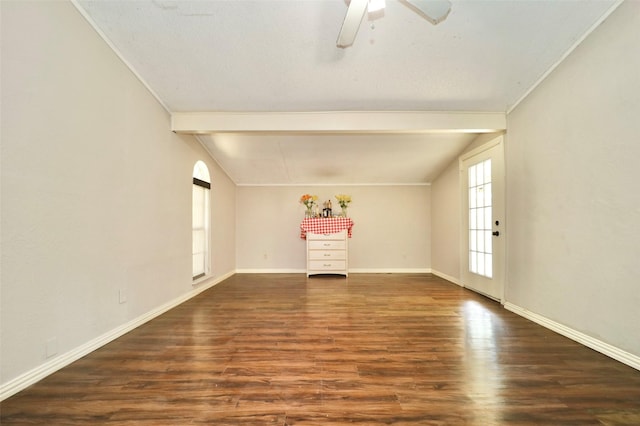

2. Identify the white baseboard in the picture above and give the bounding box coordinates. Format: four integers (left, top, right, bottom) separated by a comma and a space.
236, 268, 433, 274
235, 268, 306, 274
0, 270, 235, 401
348, 268, 431, 274
504, 302, 640, 371
431, 269, 462, 286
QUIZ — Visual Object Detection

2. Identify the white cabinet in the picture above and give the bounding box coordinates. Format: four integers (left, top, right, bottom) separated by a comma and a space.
306, 230, 348, 277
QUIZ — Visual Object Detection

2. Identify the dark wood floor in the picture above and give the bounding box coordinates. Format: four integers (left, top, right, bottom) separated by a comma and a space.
2, 273, 639, 425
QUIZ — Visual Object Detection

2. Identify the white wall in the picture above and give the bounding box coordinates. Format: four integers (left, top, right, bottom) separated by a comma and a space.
430, 160, 460, 283
506, 0, 640, 357
0, 1, 236, 394
236, 185, 431, 272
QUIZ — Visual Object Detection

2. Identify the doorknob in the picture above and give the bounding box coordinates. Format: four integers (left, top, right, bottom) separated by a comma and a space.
492, 231, 500, 236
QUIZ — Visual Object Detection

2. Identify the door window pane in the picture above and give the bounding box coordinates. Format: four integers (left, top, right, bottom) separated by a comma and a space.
468, 159, 493, 278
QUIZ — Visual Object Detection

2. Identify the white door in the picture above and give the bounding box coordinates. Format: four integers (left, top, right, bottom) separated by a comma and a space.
460, 137, 505, 301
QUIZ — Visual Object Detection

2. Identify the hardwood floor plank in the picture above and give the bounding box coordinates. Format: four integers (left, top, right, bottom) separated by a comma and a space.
2, 273, 639, 425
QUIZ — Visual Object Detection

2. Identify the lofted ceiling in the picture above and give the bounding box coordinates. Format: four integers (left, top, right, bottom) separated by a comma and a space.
74, 0, 620, 185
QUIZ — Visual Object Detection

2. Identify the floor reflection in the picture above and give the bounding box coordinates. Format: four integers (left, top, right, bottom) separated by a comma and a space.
462, 300, 504, 423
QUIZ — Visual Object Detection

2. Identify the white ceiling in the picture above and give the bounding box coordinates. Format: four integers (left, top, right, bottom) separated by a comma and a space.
198, 131, 477, 185
74, 0, 620, 185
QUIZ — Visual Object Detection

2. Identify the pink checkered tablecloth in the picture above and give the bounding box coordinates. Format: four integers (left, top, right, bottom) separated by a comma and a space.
300, 217, 354, 239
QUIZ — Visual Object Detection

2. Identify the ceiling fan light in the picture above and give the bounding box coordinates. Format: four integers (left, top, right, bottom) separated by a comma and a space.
368, 0, 385, 13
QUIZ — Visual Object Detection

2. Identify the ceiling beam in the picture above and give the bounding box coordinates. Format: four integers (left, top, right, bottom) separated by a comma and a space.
171, 111, 506, 134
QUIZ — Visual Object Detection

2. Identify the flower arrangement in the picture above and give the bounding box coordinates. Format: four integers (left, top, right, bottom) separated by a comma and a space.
299, 194, 318, 211
335, 194, 352, 209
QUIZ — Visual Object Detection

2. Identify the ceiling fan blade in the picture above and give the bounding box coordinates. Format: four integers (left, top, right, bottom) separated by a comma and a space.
336, 0, 368, 48
403, 0, 451, 25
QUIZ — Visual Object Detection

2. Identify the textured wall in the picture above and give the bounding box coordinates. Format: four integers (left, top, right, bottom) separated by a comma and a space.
1, 1, 236, 388
505, 0, 640, 356
236, 185, 431, 272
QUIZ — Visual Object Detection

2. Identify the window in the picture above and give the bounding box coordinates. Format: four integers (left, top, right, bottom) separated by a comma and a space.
192, 161, 210, 280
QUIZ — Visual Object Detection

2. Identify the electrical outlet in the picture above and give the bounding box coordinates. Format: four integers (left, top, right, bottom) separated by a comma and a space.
119, 289, 127, 304
46, 337, 58, 358
263, 253, 268, 260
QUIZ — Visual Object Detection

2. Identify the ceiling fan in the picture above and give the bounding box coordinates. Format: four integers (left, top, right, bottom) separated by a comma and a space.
337, 0, 452, 48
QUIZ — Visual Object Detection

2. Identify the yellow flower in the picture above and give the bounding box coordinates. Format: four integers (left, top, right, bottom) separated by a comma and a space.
335, 194, 352, 208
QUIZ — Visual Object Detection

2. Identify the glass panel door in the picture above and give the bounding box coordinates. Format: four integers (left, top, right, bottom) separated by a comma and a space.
460, 136, 504, 301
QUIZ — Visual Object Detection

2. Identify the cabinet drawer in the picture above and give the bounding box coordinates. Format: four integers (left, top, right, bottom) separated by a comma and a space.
307, 230, 347, 240
308, 240, 346, 250
308, 260, 346, 271
308, 250, 346, 260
